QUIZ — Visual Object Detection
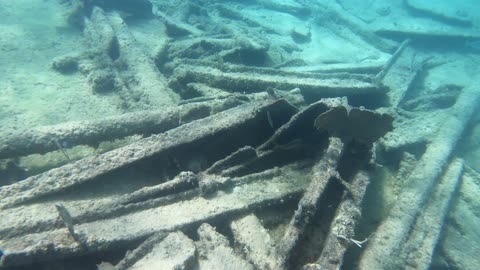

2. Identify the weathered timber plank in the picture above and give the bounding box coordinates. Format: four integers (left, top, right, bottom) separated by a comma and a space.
196, 223, 254, 270
0, 100, 296, 209
360, 85, 480, 269
401, 159, 464, 270
0, 101, 236, 159
277, 137, 344, 268
377, 40, 428, 108
170, 64, 383, 99
309, 171, 371, 270
121, 232, 196, 270
231, 214, 283, 270
0, 164, 310, 267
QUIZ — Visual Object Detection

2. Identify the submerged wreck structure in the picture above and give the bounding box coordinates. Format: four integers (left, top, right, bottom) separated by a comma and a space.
1, 0, 480, 269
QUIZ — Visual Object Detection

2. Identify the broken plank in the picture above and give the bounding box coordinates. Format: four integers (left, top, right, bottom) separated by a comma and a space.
281, 61, 385, 75
118, 232, 196, 270
313, 1, 397, 53
381, 109, 449, 151
257, 99, 338, 152
360, 85, 480, 269
255, 0, 311, 17
152, 6, 203, 37
377, 40, 428, 108
0, 99, 296, 209
401, 159, 464, 270
196, 223, 254, 270
170, 64, 383, 99
405, 0, 473, 26
0, 101, 232, 159
231, 214, 283, 270
311, 171, 371, 270
103, 9, 180, 106
277, 137, 344, 268
0, 172, 198, 242
0, 164, 310, 267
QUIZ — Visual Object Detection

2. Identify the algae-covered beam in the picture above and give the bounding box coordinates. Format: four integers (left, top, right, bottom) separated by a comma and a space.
84, 7, 179, 108
405, 0, 471, 26
0, 173, 198, 242
215, 4, 281, 35
360, 85, 480, 269
277, 137, 344, 268
0, 99, 296, 209
377, 40, 430, 108
307, 171, 371, 270
98, 8, 180, 105
312, 1, 397, 53
231, 214, 283, 270
116, 232, 196, 270
258, 99, 340, 152
196, 223, 255, 270
0, 164, 310, 267
170, 64, 384, 99
0, 101, 237, 159
152, 6, 203, 37
400, 159, 464, 270
281, 61, 385, 75
375, 39, 411, 81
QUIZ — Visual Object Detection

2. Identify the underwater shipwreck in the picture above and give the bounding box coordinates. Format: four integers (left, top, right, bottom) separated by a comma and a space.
1, 0, 480, 269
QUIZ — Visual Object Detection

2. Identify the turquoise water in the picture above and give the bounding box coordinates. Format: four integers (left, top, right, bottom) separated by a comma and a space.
0, 0, 479, 269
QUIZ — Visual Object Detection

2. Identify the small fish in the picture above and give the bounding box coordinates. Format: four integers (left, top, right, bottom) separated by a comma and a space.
54, 139, 72, 163
55, 204, 82, 242
267, 111, 274, 129
61, 140, 73, 149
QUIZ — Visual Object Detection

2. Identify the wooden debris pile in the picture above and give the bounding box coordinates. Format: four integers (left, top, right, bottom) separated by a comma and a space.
0, 97, 393, 269
1, 0, 480, 269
